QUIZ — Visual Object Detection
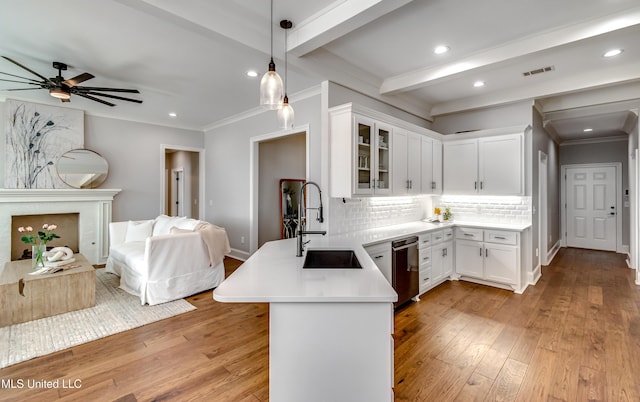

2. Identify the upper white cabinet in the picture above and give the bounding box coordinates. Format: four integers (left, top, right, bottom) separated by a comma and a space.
330, 109, 392, 197
330, 103, 443, 198
421, 137, 443, 194
392, 129, 422, 195
443, 133, 523, 195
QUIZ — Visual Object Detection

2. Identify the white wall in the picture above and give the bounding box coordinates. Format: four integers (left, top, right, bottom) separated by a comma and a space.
204, 94, 322, 255
0, 99, 205, 221
327, 82, 432, 129
432, 100, 533, 134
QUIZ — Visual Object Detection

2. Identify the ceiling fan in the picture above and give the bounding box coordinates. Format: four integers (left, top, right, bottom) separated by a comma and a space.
0, 56, 142, 107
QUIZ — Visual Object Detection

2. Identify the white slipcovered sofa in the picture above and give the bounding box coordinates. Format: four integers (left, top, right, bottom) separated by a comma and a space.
105, 215, 228, 305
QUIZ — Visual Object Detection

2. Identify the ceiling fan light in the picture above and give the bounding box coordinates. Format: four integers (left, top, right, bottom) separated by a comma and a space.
260, 59, 283, 110
277, 95, 294, 129
49, 87, 70, 100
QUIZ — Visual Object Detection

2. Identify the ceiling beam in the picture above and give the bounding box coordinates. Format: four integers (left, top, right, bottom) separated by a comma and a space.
287, 0, 413, 57
430, 60, 640, 116
380, 6, 640, 95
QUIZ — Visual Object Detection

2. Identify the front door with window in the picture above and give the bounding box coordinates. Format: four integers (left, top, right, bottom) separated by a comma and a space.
566, 166, 616, 251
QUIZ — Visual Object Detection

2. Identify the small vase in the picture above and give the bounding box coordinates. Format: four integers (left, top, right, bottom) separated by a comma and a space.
32, 244, 46, 270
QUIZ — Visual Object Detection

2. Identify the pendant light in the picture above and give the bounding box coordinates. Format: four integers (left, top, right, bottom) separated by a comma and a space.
259, 0, 283, 109
277, 19, 294, 129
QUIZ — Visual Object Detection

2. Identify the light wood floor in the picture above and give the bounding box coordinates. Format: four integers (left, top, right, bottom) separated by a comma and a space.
1, 248, 638, 401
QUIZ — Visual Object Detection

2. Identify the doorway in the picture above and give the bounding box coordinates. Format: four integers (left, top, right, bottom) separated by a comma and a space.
249, 125, 309, 254
161, 145, 205, 219
561, 163, 622, 252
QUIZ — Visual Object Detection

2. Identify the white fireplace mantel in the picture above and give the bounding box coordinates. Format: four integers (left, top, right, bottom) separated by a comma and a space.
1, 189, 121, 266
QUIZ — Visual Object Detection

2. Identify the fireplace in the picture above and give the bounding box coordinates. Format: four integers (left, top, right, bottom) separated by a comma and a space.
11, 213, 80, 260
0, 189, 121, 266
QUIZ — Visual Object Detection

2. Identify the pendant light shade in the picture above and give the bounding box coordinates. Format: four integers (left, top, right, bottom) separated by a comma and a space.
260, 0, 283, 109
278, 95, 294, 128
278, 19, 294, 128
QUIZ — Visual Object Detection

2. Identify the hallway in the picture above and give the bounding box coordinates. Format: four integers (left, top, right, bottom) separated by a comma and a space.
394, 247, 639, 401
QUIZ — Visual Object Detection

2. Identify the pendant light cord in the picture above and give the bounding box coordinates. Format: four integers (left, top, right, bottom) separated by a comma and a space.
284, 25, 288, 95
270, 0, 274, 61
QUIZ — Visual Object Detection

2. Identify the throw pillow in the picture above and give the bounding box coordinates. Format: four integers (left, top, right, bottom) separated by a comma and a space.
125, 220, 153, 243
153, 215, 187, 236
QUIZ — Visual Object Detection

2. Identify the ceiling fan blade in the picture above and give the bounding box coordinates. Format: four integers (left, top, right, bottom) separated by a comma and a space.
74, 86, 139, 93
75, 92, 116, 107
5, 87, 42, 91
1, 56, 52, 83
0, 71, 42, 83
0, 77, 42, 85
84, 91, 143, 103
63, 72, 94, 87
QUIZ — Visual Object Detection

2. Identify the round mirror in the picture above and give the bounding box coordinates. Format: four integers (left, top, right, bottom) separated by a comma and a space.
56, 149, 109, 189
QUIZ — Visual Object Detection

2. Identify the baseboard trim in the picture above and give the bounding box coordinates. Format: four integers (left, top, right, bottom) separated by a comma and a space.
227, 248, 249, 262
529, 264, 541, 286
546, 241, 561, 265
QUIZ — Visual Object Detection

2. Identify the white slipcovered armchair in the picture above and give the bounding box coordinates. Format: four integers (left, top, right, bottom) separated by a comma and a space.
105, 215, 228, 305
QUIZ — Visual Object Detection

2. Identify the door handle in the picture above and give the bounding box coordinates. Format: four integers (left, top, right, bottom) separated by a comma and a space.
609, 212, 616, 216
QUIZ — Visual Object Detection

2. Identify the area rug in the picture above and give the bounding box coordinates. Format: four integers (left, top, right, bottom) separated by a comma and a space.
0, 269, 196, 369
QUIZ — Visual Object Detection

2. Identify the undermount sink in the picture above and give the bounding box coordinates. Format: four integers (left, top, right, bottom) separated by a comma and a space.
302, 250, 362, 269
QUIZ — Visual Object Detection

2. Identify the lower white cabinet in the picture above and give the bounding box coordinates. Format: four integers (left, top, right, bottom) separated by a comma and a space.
418, 229, 452, 295
365, 241, 392, 284
454, 227, 520, 291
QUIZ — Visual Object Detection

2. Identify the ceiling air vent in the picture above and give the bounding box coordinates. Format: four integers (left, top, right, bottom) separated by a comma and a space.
522, 65, 555, 77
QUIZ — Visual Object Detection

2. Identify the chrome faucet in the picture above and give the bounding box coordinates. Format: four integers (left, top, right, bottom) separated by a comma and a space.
296, 181, 326, 256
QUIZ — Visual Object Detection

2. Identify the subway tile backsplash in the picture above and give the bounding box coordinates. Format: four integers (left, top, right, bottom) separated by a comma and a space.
328, 194, 531, 235
328, 196, 430, 235
439, 195, 532, 224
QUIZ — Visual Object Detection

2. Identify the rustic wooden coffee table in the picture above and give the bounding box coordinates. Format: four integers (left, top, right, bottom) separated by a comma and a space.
0, 254, 96, 327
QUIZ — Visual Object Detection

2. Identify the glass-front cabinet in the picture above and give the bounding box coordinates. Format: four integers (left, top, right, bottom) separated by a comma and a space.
353, 116, 392, 195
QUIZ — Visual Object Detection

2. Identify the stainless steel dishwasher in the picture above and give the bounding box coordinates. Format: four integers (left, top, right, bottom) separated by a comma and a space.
392, 236, 419, 308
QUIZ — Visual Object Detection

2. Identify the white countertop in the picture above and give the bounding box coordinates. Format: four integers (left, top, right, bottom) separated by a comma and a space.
213, 220, 531, 304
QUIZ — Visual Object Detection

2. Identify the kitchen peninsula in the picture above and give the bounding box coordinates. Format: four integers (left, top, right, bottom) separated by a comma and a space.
213, 220, 531, 401
214, 235, 397, 402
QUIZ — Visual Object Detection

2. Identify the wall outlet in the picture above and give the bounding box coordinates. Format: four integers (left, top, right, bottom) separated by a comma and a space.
241, 236, 245, 244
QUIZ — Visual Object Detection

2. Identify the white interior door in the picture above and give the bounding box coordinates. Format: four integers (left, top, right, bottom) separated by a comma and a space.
566, 166, 616, 251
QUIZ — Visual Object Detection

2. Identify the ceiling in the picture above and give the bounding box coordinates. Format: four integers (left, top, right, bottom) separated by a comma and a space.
0, 0, 639, 140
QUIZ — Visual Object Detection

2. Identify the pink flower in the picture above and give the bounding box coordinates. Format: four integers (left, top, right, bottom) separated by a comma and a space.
18, 227, 25, 232
42, 224, 49, 229
26, 226, 33, 232
48, 224, 57, 230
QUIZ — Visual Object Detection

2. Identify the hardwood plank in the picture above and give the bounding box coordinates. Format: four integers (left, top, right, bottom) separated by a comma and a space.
1, 249, 637, 401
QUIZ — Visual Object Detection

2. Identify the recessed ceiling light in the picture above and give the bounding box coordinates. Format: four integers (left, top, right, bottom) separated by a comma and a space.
583, 128, 593, 132
246, 70, 259, 78
168, 112, 177, 118
603, 49, 623, 58
473, 81, 485, 88
434, 45, 450, 54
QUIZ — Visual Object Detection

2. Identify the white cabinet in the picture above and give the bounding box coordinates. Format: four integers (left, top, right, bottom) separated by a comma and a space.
417, 229, 452, 295
454, 227, 520, 291
421, 137, 442, 194
329, 110, 393, 197
365, 242, 392, 284
443, 133, 523, 195
392, 129, 422, 195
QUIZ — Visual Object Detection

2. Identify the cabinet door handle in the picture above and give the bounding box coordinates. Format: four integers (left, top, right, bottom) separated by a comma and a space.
474, 181, 477, 190
479, 247, 483, 256
431, 181, 436, 189
494, 236, 506, 240
374, 255, 384, 259
464, 233, 474, 237
480, 181, 483, 190
485, 248, 488, 257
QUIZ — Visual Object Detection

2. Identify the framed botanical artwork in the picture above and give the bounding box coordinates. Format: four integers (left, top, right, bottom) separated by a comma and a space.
4, 99, 84, 188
